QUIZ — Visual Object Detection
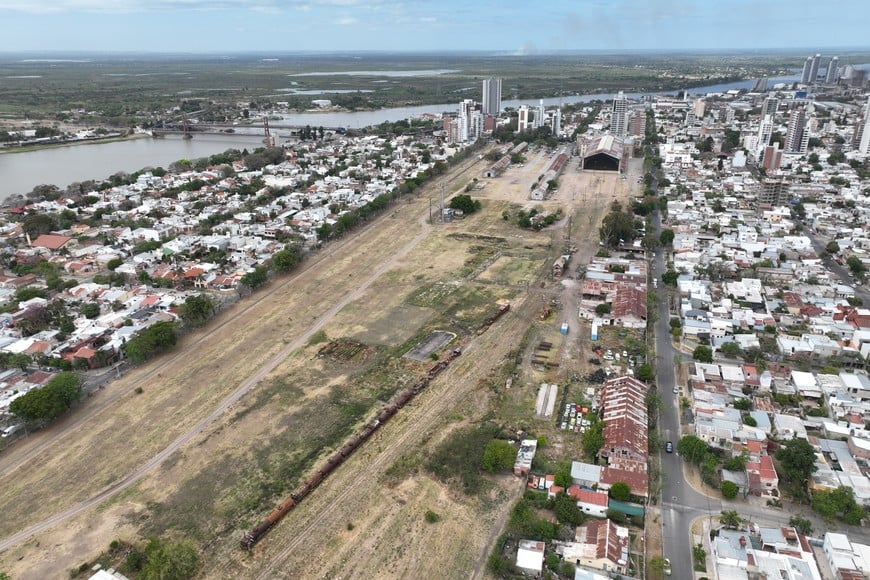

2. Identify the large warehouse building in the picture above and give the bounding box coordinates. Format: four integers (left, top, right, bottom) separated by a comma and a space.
578, 135, 625, 172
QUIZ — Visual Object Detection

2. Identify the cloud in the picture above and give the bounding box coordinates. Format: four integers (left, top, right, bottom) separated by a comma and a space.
336, 15, 358, 25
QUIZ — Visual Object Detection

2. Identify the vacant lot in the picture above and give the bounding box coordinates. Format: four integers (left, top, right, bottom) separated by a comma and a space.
0, 146, 641, 580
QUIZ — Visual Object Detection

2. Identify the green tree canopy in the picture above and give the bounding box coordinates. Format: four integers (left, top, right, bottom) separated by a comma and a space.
721, 480, 739, 499
659, 228, 675, 246
241, 266, 269, 290
449, 194, 482, 214
553, 493, 585, 526
677, 435, 708, 464
140, 537, 200, 580
693, 345, 713, 363
719, 509, 742, 528
609, 482, 631, 501
179, 294, 215, 328
599, 204, 637, 247
9, 371, 82, 424
776, 438, 818, 486
124, 322, 178, 364
80, 302, 101, 319
271, 245, 303, 273
481, 439, 516, 473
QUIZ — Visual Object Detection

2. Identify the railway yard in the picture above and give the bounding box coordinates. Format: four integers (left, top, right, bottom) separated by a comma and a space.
0, 145, 641, 579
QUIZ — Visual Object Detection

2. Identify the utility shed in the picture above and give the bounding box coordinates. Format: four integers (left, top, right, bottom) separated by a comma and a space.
516, 540, 545, 575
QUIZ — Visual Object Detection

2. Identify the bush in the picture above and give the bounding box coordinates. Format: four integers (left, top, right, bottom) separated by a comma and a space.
481, 439, 516, 473
721, 480, 739, 499
606, 509, 627, 524
424, 510, 440, 523
426, 423, 501, 495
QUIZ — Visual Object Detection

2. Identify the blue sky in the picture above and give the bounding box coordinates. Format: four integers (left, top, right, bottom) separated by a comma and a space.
1, 0, 869, 53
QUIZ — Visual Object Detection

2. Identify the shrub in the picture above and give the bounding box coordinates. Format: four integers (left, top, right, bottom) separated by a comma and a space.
424, 510, 440, 523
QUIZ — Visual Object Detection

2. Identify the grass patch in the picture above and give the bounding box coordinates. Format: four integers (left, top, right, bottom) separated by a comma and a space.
307, 329, 328, 346
425, 422, 502, 495
383, 452, 424, 483
406, 281, 461, 308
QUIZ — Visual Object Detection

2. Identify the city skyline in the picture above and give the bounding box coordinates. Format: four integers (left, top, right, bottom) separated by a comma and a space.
1, 0, 870, 54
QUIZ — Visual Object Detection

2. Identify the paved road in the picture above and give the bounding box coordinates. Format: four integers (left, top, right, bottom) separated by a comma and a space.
802, 228, 869, 304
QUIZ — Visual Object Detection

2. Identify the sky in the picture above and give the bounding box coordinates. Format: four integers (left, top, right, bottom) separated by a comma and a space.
1, 0, 869, 54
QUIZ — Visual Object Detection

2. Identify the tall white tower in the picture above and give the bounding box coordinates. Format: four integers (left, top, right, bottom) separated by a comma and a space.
809, 54, 822, 83
859, 98, 870, 155
611, 91, 627, 137
756, 114, 775, 159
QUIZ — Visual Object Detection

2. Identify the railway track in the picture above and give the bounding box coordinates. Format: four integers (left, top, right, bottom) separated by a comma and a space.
250, 297, 532, 579
0, 149, 490, 556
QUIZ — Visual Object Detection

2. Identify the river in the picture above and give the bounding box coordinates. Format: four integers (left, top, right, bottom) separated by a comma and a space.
0, 73, 814, 202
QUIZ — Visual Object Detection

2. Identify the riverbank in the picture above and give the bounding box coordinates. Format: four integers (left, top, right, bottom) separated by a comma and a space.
0, 133, 146, 156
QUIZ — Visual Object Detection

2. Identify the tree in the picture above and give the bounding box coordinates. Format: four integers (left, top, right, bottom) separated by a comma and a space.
241, 266, 269, 290
481, 439, 516, 473
124, 322, 178, 364
106, 257, 124, 271
719, 509, 742, 529
693, 345, 713, 363
846, 255, 866, 277
553, 493, 585, 526
271, 245, 302, 273
595, 302, 612, 315
826, 240, 840, 254
659, 228, 675, 246
80, 302, 101, 319
827, 150, 846, 165
140, 538, 200, 580
180, 294, 215, 328
636, 364, 654, 382
812, 486, 866, 524
582, 420, 604, 459
677, 435, 708, 464
719, 342, 741, 357
599, 205, 636, 247
9, 372, 82, 424
449, 194, 482, 214
553, 464, 573, 488
732, 398, 751, 411
776, 438, 818, 486
609, 482, 631, 502
661, 270, 679, 286
22, 213, 58, 238
721, 481, 739, 499
789, 514, 813, 535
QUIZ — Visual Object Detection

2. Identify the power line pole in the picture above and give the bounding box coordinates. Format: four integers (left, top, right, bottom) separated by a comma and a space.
439, 181, 446, 223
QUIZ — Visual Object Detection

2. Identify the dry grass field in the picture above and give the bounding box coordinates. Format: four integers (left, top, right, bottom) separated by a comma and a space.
0, 145, 642, 580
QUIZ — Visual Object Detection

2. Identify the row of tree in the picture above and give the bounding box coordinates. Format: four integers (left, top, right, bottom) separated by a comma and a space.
9, 372, 82, 425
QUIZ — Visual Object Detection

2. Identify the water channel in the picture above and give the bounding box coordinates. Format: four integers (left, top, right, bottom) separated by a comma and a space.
0, 75, 804, 202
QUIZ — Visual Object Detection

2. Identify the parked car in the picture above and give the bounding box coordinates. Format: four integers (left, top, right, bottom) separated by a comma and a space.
665, 441, 674, 453
664, 558, 672, 575
673, 386, 679, 394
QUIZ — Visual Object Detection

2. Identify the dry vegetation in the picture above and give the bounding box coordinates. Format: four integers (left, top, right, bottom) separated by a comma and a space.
0, 146, 642, 579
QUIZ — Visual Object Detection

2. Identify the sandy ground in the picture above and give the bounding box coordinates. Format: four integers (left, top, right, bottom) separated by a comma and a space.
0, 144, 645, 580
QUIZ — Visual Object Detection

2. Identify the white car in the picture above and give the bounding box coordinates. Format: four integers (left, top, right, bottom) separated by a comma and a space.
673, 386, 679, 394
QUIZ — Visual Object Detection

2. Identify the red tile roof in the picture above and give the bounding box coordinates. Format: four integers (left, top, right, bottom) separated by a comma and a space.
32, 234, 73, 250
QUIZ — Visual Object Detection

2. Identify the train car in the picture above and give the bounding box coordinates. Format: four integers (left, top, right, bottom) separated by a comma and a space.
241, 342, 464, 550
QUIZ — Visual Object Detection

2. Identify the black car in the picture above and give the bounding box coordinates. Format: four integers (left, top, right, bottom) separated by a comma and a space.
665, 441, 674, 453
